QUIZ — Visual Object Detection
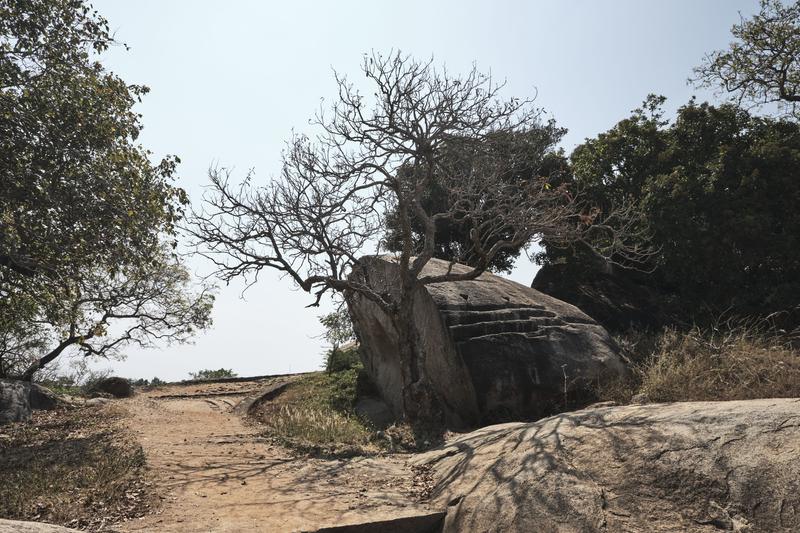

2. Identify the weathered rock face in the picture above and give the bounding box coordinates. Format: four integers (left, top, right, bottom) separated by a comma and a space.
347, 257, 626, 427
532, 261, 672, 334
92, 376, 133, 398
29, 383, 62, 410
0, 379, 31, 424
418, 398, 800, 532
354, 396, 395, 430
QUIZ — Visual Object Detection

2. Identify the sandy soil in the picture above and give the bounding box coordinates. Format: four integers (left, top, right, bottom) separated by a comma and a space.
115, 378, 433, 533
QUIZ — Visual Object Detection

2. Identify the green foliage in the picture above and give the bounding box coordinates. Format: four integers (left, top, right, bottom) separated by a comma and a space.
559, 97, 800, 320
131, 377, 165, 388
319, 308, 360, 373
323, 345, 361, 374
0, 0, 213, 378
319, 308, 354, 348
189, 368, 238, 380
382, 127, 569, 273
694, 0, 800, 119
0, 292, 47, 377
0, 0, 185, 284
282, 369, 362, 414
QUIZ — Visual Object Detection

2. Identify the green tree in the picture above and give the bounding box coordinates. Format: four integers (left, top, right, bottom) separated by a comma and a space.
694, 0, 800, 118
0, 0, 186, 288
0, 0, 212, 378
189, 368, 237, 380
14, 249, 214, 380
562, 97, 800, 319
382, 127, 570, 273
319, 307, 358, 373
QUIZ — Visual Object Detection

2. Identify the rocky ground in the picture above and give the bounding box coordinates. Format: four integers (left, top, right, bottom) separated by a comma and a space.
4, 377, 799, 533
419, 398, 800, 532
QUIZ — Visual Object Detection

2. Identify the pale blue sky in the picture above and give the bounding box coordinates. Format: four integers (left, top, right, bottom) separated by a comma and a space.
87, 0, 758, 381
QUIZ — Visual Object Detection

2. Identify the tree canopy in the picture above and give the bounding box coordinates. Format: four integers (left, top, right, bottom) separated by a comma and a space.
382, 128, 571, 273
694, 0, 800, 118
558, 96, 800, 320
0, 0, 185, 287
0, 0, 212, 378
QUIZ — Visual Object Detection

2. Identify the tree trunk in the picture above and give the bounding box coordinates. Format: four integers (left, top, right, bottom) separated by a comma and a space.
393, 298, 443, 427
20, 338, 74, 381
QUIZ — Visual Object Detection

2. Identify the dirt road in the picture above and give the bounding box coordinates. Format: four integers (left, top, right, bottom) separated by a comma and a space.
117, 378, 433, 532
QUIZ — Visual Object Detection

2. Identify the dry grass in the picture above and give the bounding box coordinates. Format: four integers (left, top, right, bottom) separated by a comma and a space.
252, 371, 377, 456
0, 405, 153, 530
638, 326, 800, 402
259, 404, 372, 450
600, 322, 800, 404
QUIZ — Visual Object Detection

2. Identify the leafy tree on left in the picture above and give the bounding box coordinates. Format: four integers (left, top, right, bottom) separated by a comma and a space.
0, 0, 213, 379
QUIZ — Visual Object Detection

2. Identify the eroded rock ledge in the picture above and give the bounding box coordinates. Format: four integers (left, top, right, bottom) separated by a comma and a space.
418, 398, 800, 532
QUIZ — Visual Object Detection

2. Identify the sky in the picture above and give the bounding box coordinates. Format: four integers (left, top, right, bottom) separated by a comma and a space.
84, 0, 760, 381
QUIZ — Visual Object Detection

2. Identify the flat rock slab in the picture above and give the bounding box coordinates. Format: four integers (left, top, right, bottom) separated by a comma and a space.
0, 520, 79, 533
418, 398, 800, 532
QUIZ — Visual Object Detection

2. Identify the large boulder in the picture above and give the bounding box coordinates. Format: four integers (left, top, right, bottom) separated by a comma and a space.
347, 256, 627, 427
532, 261, 672, 334
0, 379, 31, 424
29, 383, 63, 410
91, 376, 133, 398
418, 398, 800, 532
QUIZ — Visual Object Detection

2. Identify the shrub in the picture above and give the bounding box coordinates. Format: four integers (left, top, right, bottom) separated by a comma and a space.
637, 325, 800, 402
131, 377, 166, 388
599, 322, 800, 404
79, 368, 114, 397
262, 404, 371, 449
87, 376, 133, 398
189, 368, 237, 380
323, 345, 361, 374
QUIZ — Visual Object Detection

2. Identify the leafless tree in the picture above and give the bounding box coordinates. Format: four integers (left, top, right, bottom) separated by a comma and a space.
191, 52, 650, 423
0, 249, 214, 381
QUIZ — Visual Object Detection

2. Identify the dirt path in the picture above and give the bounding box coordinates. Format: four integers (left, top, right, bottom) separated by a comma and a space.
116, 378, 433, 533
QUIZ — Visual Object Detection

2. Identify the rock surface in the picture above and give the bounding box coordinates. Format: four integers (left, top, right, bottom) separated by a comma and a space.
354, 396, 395, 430
348, 256, 626, 427
304, 512, 446, 532
418, 398, 800, 532
0, 520, 79, 533
0, 379, 31, 424
29, 383, 62, 410
532, 261, 672, 333
85, 397, 111, 406
92, 376, 133, 398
